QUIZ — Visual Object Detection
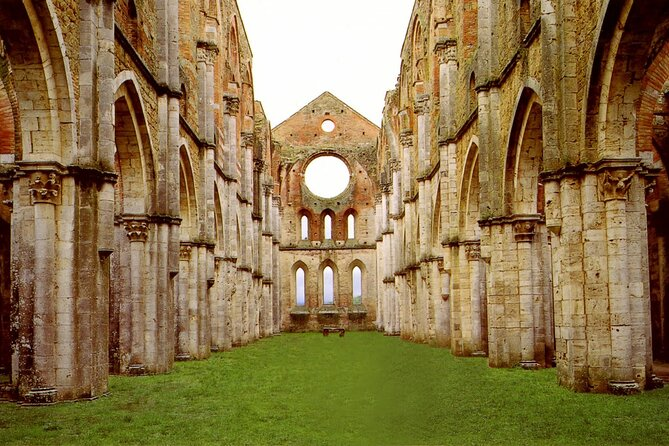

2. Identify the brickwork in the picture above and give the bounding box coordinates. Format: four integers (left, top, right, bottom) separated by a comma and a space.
274, 92, 379, 332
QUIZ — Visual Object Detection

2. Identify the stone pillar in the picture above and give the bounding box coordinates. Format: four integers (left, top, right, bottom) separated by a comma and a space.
545, 160, 652, 393
176, 244, 192, 360
514, 219, 539, 368
465, 242, 485, 355
124, 219, 148, 374
23, 172, 59, 402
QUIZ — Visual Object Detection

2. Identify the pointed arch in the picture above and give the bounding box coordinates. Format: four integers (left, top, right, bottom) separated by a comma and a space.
503, 87, 543, 215
0, 0, 77, 161
114, 75, 157, 215
179, 144, 199, 240
319, 260, 338, 306
459, 138, 481, 240
292, 261, 309, 307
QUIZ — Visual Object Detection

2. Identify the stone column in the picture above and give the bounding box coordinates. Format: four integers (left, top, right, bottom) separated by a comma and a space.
176, 244, 191, 360
599, 166, 639, 390
514, 219, 539, 368
24, 172, 60, 402
124, 219, 148, 374
465, 242, 485, 355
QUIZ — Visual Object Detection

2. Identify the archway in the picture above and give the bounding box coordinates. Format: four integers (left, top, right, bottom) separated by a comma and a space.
503, 90, 553, 368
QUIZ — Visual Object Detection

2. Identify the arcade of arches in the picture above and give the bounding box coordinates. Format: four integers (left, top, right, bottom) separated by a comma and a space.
0, 0, 668, 403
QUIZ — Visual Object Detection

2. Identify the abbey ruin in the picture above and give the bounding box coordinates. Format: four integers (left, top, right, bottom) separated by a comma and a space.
0, 0, 667, 403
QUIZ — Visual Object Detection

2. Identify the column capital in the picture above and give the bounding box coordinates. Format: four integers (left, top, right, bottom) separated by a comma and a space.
124, 219, 149, 242
513, 219, 536, 242
241, 131, 254, 149
399, 131, 414, 148
180, 243, 192, 260
223, 95, 240, 115
29, 172, 61, 205
414, 94, 431, 115
464, 241, 481, 261
598, 169, 635, 201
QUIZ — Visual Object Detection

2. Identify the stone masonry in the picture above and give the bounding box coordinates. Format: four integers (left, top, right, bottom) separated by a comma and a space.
0, 0, 279, 403
375, 0, 669, 393
0, 0, 668, 403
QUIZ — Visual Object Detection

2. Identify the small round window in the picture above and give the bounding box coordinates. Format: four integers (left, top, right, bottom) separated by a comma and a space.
321, 119, 335, 132
304, 155, 349, 198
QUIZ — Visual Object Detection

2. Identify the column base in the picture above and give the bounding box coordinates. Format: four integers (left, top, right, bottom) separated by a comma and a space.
23, 387, 58, 405
472, 350, 488, 358
519, 360, 540, 370
175, 353, 192, 361
608, 380, 641, 395
127, 364, 147, 375
647, 374, 665, 390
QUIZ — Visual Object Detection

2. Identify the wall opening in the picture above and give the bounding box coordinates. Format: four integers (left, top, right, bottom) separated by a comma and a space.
352, 266, 362, 305
304, 155, 350, 198
324, 214, 332, 240
300, 215, 309, 240
347, 213, 355, 239
296, 268, 306, 306
323, 266, 334, 305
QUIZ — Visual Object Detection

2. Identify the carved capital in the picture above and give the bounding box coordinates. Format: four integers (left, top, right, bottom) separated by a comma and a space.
414, 95, 431, 115
464, 242, 481, 261
196, 46, 218, 65
599, 169, 634, 201
388, 158, 401, 173
224, 95, 240, 115
241, 131, 254, 149
29, 172, 61, 205
124, 220, 148, 242
180, 244, 192, 260
399, 131, 414, 148
513, 220, 536, 242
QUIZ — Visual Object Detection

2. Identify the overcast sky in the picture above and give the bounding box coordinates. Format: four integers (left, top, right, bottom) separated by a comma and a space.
237, 0, 416, 127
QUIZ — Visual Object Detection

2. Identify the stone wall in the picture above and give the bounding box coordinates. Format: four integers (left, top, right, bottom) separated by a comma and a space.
376, 0, 668, 393
0, 0, 280, 403
274, 92, 379, 332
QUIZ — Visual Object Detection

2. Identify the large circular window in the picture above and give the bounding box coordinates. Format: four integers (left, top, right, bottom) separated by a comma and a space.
304, 155, 350, 198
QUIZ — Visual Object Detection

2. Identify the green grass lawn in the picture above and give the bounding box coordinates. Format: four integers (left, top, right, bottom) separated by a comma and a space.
1, 332, 668, 445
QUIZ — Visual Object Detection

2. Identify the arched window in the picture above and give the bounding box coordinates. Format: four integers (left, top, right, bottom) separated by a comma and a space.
323, 266, 334, 305
352, 266, 362, 305
300, 215, 309, 240
324, 215, 332, 240
296, 268, 306, 306
347, 214, 355, 239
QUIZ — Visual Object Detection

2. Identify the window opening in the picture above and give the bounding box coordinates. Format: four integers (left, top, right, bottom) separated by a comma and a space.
300, 215, 309, 240
324, 215, 332, 240
323, 266, 334, 305
347, 214, 355, 239
352, 267, 362, 305
296, 268, 306, 306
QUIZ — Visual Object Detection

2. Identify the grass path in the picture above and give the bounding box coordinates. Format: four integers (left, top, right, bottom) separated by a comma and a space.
1, 332, 668, 445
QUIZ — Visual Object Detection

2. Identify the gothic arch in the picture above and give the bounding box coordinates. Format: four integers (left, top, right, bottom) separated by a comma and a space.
459, 139, 480, 241
179, 144, 199, 240
214, 182, 224, 251
319, 260, 339, 306
291, 261, 309, 307
503, 88, 543, 215
0, 0, 76, 161
585, 0, 669, 159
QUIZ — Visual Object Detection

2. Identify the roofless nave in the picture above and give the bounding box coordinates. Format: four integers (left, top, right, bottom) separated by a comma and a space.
0, 0, 668, 403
